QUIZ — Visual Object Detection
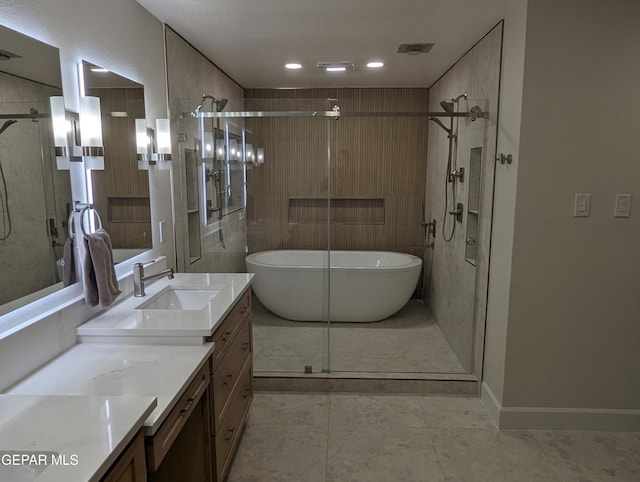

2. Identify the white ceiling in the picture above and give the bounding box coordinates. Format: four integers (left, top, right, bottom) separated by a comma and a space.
136, 0, 511, 89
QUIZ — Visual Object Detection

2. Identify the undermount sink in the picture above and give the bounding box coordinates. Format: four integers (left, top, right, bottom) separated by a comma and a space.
136, 286, 222, 311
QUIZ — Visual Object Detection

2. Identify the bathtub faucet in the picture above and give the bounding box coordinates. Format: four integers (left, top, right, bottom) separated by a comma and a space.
133, 261, 174, 297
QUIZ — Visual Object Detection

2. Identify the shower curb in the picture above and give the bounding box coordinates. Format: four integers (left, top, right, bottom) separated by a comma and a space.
254, 373, 478, 395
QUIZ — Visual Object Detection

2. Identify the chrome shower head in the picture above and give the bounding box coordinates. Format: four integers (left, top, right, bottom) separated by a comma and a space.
214, 98, 228, 112
193, 95, 228, 115
0, 119, 17, 135
439, 101, 454, 113
428, 116, 452, 135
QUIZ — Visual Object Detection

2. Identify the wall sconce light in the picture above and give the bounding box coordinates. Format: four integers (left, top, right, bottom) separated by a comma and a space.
155, 119, 172, 162
216, 139, 225, 158
50, 96, 80, 169
79, 96, 104, 169
136, 118, 172, 169
228, 139, 238, 162
256, 148, 265, 165
135, 118, 152, 169
245, 144, 254, 164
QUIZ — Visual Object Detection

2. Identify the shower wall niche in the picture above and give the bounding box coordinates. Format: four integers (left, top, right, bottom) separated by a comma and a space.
465, 147, 482, 265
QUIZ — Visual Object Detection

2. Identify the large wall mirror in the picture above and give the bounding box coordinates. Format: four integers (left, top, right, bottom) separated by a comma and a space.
81, 61, 152, 263
0, 24, 71, 312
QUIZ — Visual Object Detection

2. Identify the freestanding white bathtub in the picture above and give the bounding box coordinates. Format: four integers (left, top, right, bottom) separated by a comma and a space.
245, 250, 422, 322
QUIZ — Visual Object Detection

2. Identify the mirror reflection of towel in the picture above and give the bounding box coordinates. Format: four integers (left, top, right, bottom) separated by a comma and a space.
81, 228, 121, 307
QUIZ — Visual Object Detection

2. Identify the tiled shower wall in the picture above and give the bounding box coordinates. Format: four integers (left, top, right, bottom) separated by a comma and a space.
245, 88, 429, 257
0, 72, 68, 305
164, 27, 247, 274
425, 23, 503, 373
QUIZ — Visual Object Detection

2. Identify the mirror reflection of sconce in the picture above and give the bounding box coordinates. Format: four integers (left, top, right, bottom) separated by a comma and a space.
50, 96, 105, 170
135, 118, 172, 170
79, 96, 104, 169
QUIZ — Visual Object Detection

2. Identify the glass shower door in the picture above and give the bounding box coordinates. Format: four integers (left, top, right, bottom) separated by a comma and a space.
184, 96, 332, 374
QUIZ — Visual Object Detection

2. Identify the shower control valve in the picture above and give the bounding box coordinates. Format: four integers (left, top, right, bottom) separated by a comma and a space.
448, 167, 465, 183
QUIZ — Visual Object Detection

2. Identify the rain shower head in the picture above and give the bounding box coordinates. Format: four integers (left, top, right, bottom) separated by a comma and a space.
193, 94, 228, 115
428, 116, 451, 135
214, 98, 228, 112
439, 101, 454, 113
0, 119, 17, 135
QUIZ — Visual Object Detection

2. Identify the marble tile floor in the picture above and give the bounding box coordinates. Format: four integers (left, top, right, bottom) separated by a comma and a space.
253, 298, 466, 374
228, 392, 640, 482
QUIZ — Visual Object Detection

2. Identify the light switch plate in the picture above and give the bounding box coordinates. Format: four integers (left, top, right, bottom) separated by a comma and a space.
574, 193, 591, 217
159, 220, 167, 243
614, 194, 632, 218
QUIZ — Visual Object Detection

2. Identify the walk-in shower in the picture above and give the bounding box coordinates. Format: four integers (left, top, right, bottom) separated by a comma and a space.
179, 92, 489, 380
0, 119, 17, 241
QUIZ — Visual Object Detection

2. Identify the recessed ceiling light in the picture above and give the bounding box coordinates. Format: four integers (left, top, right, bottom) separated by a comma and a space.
285, 63, 302, 70
316, 62, 354, 72
367, 61, 384, 68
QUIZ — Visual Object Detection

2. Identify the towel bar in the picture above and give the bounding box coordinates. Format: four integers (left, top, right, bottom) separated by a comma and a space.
68, 202, 104, 238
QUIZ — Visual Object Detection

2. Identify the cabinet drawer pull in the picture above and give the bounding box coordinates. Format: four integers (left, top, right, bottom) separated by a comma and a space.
224, 428, 235, 442
179, 397, 195, 416
239, 306, 248, 314
242, 388, 251, 399
221, 331, 232, 343
222, 374, 233, 386
241, 341, 250, 352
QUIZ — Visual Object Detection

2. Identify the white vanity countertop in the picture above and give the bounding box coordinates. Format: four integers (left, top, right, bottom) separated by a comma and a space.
6, 343, 214, 436
76, 273, 253, 338
0, 394, 156, 482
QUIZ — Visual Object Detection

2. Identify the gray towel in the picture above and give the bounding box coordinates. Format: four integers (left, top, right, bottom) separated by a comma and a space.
81, 228, 121, 307
62, 236, 76, 287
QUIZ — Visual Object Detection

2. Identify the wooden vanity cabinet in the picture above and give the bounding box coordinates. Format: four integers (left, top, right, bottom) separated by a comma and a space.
146, 364, 213, 482
101, 431, 147, 482
206, 288, 253, 481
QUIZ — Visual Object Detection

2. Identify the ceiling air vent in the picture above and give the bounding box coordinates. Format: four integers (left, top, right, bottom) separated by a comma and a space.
396, 43, 434, 55
0, 49, 22, 61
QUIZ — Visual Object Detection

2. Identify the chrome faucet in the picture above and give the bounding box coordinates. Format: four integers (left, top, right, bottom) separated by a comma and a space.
133, 262, 174, 297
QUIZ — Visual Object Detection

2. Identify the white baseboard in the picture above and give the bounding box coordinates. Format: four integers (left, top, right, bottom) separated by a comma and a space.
481, 382, 640, 431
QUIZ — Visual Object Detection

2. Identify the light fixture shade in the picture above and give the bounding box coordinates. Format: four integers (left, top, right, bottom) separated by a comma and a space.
202, 131, 214, 157
79, 96, 103, 147
135, 119, 149, 155
49, 96, 68, 148
156, 119, 171, 155
246, 144, 254, 163
228, 139, 238, 160
216, 139, 225, 158
257, 148, 264, 165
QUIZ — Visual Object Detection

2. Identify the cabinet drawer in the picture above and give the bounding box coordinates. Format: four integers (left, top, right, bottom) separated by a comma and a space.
212, 318, 252, 430
101, 431, 146, 482
146, 364, 210, 472
209, 289, 251, 369
214, 358, 253, 482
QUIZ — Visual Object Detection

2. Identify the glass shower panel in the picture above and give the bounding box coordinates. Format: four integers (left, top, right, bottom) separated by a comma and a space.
180, 97, 331, 374
244, 105, 330, 374
327, 98, 432, 374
